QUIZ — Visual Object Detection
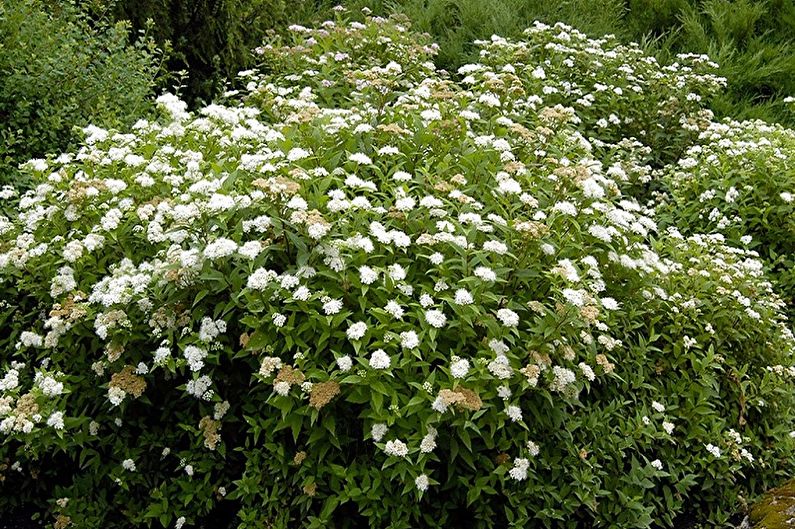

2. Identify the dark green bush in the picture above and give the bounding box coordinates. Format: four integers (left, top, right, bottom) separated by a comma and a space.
104, 0, 348, 106
0, 0, 166, 188
632, 0, 795, 125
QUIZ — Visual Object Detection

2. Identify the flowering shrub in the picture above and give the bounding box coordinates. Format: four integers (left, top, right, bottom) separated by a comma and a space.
0, 14, 793, 529
460, 21, 727, 166
660, 119, 795, 318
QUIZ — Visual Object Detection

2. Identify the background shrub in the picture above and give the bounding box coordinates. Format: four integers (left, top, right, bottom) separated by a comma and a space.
657, 119, 795, 320
336, 0, 795, 127
626, 0, 795, 124
0, 16, 793, 529
0, 0, 166, 188
103, 0, 359, 106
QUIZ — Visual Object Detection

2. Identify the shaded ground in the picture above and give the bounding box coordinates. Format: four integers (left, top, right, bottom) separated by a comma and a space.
0, 506, 39, 529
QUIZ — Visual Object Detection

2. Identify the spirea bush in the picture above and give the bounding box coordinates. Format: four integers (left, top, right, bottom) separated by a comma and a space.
459, 21, 727, 167
0, 14, 793, 529
659, 119, 795, 318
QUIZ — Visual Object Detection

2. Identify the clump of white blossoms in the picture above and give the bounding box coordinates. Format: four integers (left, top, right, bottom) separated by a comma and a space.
0, 13, 793, 529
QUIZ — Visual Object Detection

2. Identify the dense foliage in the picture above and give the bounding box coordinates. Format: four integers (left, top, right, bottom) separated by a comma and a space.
626, 0, 795, 124
353, 0, 795, 127
657, 118, 795, 319
104, 0, 342, 105
1, 14, 793, 529
0, 0, 166, 188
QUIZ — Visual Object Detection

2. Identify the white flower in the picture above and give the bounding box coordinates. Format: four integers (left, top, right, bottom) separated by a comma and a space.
425, 309, 447, 328
47, 411, 65, 430
322, 298, 343, 315
292, 286, 311, 301
549, 366, 576, 393
663, 421, 674, 435
453, 289, 473, 305
705, 443, 722, 458
387, 264, 407, 281
483, 240, 508, 254
780, 192, 793, 203
506, 405, 522, 422
203, 238, 238, 260
122, 458, 136, 471
578, 362, 595, 381
19, 331, 43, 348
108, 386, 126, 406
601, 297, 619, 310
369, 349, 391, 370
247, 268, 277, 290
420, 432, 437, 453
184, 345, 207, 372
384, 300, 404, 319
384, 439, 408, 457
393, 171, 412, 182
526, 440, 540, 457
175, 517, 186, 529
359, 266, 379, 285
395, 197, 416, 212
287, 147, 311, 161
509, 458, 529, 481
651, 459, 663, 470
336, 356, 353, 372
473, 266, 497, 282
496, 308, 519, 327
371, 423, 388, 442
589, 225, 613, 242
346, 321, 368, 341
450, 358, 470, 378
415, 474, 429, 492
199, 318, 226, 343
38, 375, 64, 396
552, 201, 577, 216
400, 331, 419, 349
238, 241, 263, 259
651, 401, 665, 413
273, 381, 290, 396
562, 288, 586, 306
349, 152, 372, 165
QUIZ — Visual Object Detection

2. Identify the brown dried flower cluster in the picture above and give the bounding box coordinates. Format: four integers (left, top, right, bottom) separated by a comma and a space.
252, 176, 301, 196
438, 387, 482, 411
595, 354, 615, 374
293, 451, 307, 465
309, 381, 340, 410
515, 220, 549, 239
49, 294, 88, 322
275, 365, 306, 386
109, 366, 146, 398
579, 305, 600, 323
199, 416, 221, 450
